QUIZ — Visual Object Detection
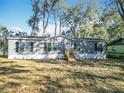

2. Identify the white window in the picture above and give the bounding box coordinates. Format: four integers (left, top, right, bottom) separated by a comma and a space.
26, 42, 33, 52
95, 43, 103, 52
16, 42, 33, 52
53, 43, 58, 51
19, 42, 25, 52
46, 43, 59, 51
112, 47, 116, 52
47, 43, 52, 51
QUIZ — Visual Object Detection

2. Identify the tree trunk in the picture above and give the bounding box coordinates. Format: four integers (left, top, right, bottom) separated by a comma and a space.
59, 18, 62, 35
53, 10, 57, 36
115, 0, 124, 21
71, 27, 77, 39
42, 10, 50, 36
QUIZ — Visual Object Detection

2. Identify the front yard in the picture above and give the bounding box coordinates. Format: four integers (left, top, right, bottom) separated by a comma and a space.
0, 58, 124, 93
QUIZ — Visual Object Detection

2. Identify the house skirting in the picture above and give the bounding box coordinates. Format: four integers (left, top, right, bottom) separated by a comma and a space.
8, 54, 64, 60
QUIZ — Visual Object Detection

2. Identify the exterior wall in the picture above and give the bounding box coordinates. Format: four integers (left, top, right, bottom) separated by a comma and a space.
76, 53, 106, 60
76, 41, 106, 59
8, 39, 64, 59
107, 45, 124, 53
122, 39, 124, 43
8, 36, 72, 60
8, 36, 106, 60
107, 45, 124, 58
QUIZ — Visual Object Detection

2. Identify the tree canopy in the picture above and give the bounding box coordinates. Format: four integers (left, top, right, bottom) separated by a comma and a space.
27, 0, 124, 42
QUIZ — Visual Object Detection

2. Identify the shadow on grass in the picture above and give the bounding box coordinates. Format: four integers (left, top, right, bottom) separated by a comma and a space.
72, 71, 124, 93
34, 76, 69, 93
0, 67, 30, 74
39, 76, 83, 92
33, 59, 124, 71
34, 65, 124, 93
10, 65, 26, 68
49, 68, 64, 72
0, 61, 15, 64
0, 84, 7, 93
33, 59, 98, 67
96, 87, 124, 93
0, 54, 7, 58
6, 81, 21, 88
98, 59, 124, 71
71, 71, 124, 82
0, 81, 21, 93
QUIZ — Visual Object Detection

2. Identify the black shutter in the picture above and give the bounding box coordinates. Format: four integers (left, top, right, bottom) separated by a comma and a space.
16, 42, 19, 52
31, 42, 33, 52
74, 43, 76, 50
95, 43, 97, 51
100, 44, 103, 52
44, 42, 47, 52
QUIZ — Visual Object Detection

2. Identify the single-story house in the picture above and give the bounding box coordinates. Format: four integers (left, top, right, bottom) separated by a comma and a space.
7, 36, 106, 60
107, 38, 124, 58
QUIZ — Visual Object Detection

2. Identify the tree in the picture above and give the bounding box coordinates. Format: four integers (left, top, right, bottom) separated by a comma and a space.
62, 1, 87, 38
62, 0, 100, 38
107, 14, 124, 40
0, 25, 8, 54
101, 2, 124, 41
113, 0, 124, 21
52, 0, 66, 36
28, 0, 40, 36
41, 0, 65, 36
29, 0, 62, 36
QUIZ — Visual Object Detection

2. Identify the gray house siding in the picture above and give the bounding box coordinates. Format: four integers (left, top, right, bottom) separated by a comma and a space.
8, 39, 47, 59
8, 36, 71, 59
7, 36, 106, 60
75, 40, 106, 59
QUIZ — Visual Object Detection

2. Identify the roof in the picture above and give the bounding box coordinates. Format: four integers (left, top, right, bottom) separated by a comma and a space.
108, 38, 124, 46
7, 36, 48, 40
7, 35, 105, 42
47, 35, 74, 41
73, 38, 105, 42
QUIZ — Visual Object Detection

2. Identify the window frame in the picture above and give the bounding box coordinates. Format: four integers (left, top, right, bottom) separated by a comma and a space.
25, 42, 33, 52
94, 42, 103, 52
15, 41, 34, 53
52, 43, 59, 51
46, 43, 59, 51
19, 42, 25, 52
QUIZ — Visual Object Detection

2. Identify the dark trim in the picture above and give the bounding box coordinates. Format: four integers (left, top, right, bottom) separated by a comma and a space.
16, 42, 19, 52
108, 38, 124, 46
7, 35, 105, 42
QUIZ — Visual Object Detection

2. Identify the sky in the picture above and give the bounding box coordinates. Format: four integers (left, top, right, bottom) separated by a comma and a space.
0, 0, 32, 34
0, 0, 107, 35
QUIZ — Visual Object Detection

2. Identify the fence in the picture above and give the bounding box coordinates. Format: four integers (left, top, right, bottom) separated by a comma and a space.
107, 52, 124, 59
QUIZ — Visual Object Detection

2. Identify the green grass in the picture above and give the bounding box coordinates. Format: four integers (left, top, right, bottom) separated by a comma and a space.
0, 55, 7, 58
0, 53, 7, 58
0, 58, 124, 93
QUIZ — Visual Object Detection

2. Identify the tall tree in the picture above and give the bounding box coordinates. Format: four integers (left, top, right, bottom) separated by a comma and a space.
51, 0, 66, 36
0, 25, 8, 54
101, 1, 124, 41
62, 1, 87, 38
114, 0, 124, 21
62, 0, 100, 38
28, 0, 40, 36
29, 0, 61, 36
41, 0, 64, 36
110, 0, 124, 21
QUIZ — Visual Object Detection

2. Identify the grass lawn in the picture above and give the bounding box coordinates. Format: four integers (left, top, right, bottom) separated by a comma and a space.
0, 58, 124, 93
